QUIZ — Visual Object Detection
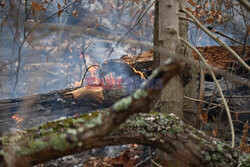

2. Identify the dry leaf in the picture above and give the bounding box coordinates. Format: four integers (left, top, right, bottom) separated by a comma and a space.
0, 3, 5, 8
205, 1, 210, 8
200, 113, 208, 123
31, 1, 46, 12
217, 14, 222, 23
206, 16, 214, 24
134, 0, 139, 4
58, 10, 64, 17
186, 7, 194, 13
212, 129, 218, 137
106, 150, 138, 167
195, 12, 200, 20
212, 2, 215, 11
187, 0, 197, 7
240, 121, 249, 153
57, 3, 61, 10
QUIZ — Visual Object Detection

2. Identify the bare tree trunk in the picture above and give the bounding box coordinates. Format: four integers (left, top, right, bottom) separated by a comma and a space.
153, 0, 183, 118
153, 0, 198, 165
177, 0, 198, 123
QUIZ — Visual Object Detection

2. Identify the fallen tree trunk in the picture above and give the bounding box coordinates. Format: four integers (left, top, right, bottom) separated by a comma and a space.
0, 85, 130, 134
1, 112, 249, 167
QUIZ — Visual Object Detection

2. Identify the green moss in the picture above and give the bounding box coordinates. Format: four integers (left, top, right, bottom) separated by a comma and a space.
163, 58, 173, 65
216, 141, 225, 153
85, 113, 103, 128
77, 142, 83, 147
239, 153, 250, 167
211, 153, 220, 161
0, 150, 4, 156
28, 139, 48, 153
50, 134, 69, 151
204, 154, 211, 161
133, 89, 148, 100
112, 96, 132, 111
67, 128, 77, 135
148, 69, 158, 80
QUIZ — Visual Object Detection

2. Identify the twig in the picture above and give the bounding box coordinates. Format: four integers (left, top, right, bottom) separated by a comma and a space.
151, 159, 162, 167
181, 8, 250, 71
180, 38, 235, 148
195, 60, 205, 128
207, 26, 245, 45
80, 65, 106, 87
135, 156, 151, 167
224, 95, 250, 98
81, 40, 93, 71
239, 0, 250, 11
205, 87, 217, 115
184, 96, 222, 108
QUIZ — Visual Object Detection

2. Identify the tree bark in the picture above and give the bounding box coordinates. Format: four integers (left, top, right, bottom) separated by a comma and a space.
153, 0, 184, 118
177, 0, 198, 123
0, 85, 131, 134
1, 112, 249, 167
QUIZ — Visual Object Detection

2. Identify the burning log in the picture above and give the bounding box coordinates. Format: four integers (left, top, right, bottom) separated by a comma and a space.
0, 85, 131, 134
63, 86, 104, 102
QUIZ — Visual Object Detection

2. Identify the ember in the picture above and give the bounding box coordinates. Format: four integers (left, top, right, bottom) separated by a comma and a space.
74, 80, 82, 87
11, 114, 23, 128
132, 67, 146, 79
105, 73, 116, 85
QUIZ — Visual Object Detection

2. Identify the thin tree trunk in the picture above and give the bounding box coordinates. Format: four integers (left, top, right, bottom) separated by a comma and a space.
153, 0, 183, 118
178, 0, 198, 123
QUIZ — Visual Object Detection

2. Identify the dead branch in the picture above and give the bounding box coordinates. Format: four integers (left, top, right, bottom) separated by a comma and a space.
180, 8, 250, 71
180, 38, 235, 148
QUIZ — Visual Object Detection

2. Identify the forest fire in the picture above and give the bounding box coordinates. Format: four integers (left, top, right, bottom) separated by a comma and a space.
74, 80, 82, 87
11, 114, 23, 128
88, 65, 97, 78
104, 73, 116, 85
132, 67, 146, 79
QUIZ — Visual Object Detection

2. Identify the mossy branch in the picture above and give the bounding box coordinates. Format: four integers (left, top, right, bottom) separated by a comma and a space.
1, 112, 249, 167
0, 58, 180, 167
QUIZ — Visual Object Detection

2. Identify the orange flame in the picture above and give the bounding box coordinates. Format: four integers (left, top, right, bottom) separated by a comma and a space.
105, 73, 115, 85
74, 80, 82, 87
12, 114, 23, 128
132, 67, 146, 79
88, 65, 98, 78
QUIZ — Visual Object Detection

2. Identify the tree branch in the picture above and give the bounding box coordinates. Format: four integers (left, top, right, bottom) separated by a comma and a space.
1, 112, 249, 167
239, 0, 250, 11
180, 8, 250, 71
0, 58, 181, 167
